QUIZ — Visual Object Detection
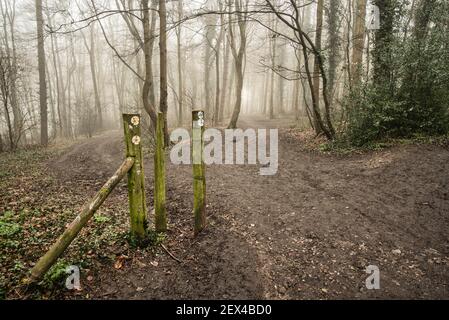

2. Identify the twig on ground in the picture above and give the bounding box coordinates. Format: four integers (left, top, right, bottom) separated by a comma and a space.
100, 290, 118, 297
160, 244, 182, 263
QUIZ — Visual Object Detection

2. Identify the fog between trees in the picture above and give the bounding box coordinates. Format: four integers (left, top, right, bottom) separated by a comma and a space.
1, 0, 448, 151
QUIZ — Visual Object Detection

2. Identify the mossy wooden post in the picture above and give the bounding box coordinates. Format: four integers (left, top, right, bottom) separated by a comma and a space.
123, 114, 147, 240
154, 112, 167, 232
192, 110, 206, 236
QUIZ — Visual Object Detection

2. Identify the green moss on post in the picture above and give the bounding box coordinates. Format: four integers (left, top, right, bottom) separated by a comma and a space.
123, 114, 148, 240
154, 112, 167, 232
192, 110, 206, 236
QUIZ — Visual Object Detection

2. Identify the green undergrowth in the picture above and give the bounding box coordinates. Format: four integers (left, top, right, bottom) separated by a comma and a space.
127, 229, 166, 249
318, 133, 449, 155
0, 145, 164, 299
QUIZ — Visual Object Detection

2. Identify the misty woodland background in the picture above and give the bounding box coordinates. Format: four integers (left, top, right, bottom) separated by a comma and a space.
1, 0, 448, 149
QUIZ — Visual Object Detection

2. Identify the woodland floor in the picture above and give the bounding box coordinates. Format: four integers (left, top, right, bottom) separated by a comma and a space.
1, 116, 449, 299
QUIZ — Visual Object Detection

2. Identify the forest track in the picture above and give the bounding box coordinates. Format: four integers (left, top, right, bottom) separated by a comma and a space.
47, 117, 449, 299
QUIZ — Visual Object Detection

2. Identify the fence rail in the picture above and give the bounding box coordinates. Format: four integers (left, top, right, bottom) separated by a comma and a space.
29, 157, 135, 282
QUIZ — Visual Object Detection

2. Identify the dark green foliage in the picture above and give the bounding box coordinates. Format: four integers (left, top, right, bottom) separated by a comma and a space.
398, 0, 449, 134
343, 0, 449, 146
40, 260, 69, 290
126, 229, 165, 249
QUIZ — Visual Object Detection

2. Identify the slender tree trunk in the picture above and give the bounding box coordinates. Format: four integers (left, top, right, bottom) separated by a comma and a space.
262, 68, 269, 114
277, 40, 285, 114
227, 0, 248, 129
219, 17, 231, 123
35, 0, 48, 145
47, 6, 68, 137
176, 0, 184, 126
214, 45, 221, 125
352, 0, 367, 85
80, 25, 102, 131
327, 0, 341, 97
297, 23, 332, 138
312, 0, 324, 133
89, 26, 102, 129
49, 30, 63, 137
142, 0, 158, 130
159, 0, 169, 145
213, 7, 224, 125
0, 0, 22, 145
293, 49, 302, 121
66, 35, 76, 139
269, 66, 275, 119
203, 19, 216, 117
269, 15, 277, 120
226, 56, 236, 118
45, 62, 57, 139
0, 80, 14, 149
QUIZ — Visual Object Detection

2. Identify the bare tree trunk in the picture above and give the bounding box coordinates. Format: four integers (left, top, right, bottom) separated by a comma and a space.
219, 6, 231, 123
352, 0, 367, 85
312, 0, 324, 133
3, 103, 14, 150
159, 0, 169, 145
213, 3, 224, 125
80, 25, 102, 131
327, 0, 341, 97
142, 0, 158, 130
203, 17, 216, 117
266, 0, 333, 139
293, 49, 302, 121
227, 0, 248, 129
66, 34, 76, 138
269, 15, 277, 120
49, 30, 63, 137
277, 39, 285, 114
226, 57, 235, 118
262, 68, 269, 114
89, 26, 102, 129
35, 0, 48, 145
213, 43, 221, 125
45, 61, 57, 139
0, 59, 14, 149
269, 66, 275, 119
0, 0, 23, 145
112, 57, 126, 113
176, 0, 184, 126
46, 6, 69, 138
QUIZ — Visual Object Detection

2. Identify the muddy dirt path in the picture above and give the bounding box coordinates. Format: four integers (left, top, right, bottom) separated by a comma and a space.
49, 118, 449, 299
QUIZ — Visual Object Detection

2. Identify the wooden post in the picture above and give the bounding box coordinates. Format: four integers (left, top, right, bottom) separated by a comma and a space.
192, 110, 206, 236
29, 158, 135, 282
154, 112, 167, 232
123, 114, 147, 240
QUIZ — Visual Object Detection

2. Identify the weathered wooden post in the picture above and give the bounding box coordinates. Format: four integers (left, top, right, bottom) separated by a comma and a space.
123, 114, 147, 240
154, 112, 167, 232
192, 110, 206, 236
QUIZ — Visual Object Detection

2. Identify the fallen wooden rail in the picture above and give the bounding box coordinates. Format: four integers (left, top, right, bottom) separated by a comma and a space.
29, 157, 135, 282
27, 110, 209, 282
